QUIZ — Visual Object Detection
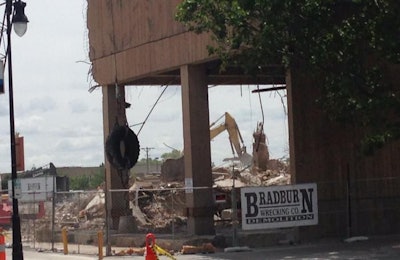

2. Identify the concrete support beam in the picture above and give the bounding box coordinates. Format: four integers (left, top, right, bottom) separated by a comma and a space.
102, 85, 129, 230
285, 69, 297, 184
180, 64, 214, 235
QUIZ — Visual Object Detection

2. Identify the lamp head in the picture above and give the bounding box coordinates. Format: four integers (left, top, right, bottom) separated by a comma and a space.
12, 0, 29, 37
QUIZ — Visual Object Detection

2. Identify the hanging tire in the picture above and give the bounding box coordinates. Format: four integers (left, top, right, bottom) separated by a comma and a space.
105, 125, 140, 170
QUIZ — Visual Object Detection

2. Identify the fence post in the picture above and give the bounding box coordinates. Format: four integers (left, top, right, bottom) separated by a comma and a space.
51, 177, 56, 251
171, 189, 175, 240
105, 188, 112, 256
346, 164, 352, 238
98, 230, 104, 260
61, 226, 68, 255
135, 188, 139, 207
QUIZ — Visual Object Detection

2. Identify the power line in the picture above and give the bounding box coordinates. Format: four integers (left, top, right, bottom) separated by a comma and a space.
136, 85, 169, 135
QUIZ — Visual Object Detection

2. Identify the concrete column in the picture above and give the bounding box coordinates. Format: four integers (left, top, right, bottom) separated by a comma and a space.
285, 69, 297, 184
180, 64, 214, 235
102, 84, 128, 230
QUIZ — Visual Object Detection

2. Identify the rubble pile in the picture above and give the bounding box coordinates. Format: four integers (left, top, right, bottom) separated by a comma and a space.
77, 191, 106, 229
132, 187, 187, 233
28, 158, 289, 242
25, 191, 106, 243
131, 158, 290, 233
213, 159, 290, 190
51, 191, 106, 230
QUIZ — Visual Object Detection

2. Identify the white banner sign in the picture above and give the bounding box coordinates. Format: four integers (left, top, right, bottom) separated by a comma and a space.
241, 183, 318, 230
8, 176, 55, 202
184, 178, 193, 193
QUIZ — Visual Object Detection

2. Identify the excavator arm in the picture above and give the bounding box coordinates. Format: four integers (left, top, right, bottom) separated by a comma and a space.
161, 112, 253, 182
209, 112, 252, 166
210, 123, 227, 141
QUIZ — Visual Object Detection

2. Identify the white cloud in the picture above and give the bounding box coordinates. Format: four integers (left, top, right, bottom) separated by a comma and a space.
0, 102, 8, 117
124, 85, 288, 164
68, 99, 89, 114
15, 115, 45, 135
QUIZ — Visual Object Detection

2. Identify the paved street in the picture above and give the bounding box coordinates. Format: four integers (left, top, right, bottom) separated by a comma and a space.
6, 235, 400, 260
5, 248, 97, 260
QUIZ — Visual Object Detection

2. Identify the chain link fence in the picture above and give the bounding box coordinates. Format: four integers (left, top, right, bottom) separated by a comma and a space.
14, 190, 104, 254
6, 185, 235, 255
2, 176, 398, 256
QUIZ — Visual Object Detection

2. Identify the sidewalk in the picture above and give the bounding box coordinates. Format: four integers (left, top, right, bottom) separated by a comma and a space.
22, 234, 400, 259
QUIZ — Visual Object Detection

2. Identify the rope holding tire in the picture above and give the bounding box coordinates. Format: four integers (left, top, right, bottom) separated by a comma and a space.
105, 125, 140, 170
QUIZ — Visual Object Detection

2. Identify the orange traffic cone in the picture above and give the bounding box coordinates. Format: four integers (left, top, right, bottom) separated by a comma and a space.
145, 233, 158, 260
0, 227, 5, 260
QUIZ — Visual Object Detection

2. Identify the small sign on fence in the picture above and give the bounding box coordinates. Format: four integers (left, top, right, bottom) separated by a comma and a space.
14, 178, 22, 199
8, 176, 55, 202
241, 183, 318, 230
184, 178, 193, 193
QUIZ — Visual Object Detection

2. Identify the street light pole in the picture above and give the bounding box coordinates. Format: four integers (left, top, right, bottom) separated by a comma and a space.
5, 1, 28, 259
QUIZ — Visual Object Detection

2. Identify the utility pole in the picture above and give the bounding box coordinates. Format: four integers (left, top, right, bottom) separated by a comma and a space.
155, 157, 159, 173
141, 147, 154, 174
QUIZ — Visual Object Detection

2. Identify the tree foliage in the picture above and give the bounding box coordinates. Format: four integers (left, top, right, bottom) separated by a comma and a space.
136, 158, 161, 166
176, 0, 400, 153
1, 174, 10, 190
70, 168, 105, 190
161, 149, 183, 160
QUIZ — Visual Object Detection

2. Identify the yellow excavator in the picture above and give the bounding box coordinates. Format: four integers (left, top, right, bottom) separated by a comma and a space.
209, 112, 252, 166
161, 112, 253, 182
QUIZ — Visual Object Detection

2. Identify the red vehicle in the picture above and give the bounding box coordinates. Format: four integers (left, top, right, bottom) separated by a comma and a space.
0, 194, 46, 228
0, 194, 12, 228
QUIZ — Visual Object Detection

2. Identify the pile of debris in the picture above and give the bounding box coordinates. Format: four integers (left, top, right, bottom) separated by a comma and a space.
213, 159, 290, 190
28, 156, 289, 245
128, 182, 187, 234
26, 190, 106, 243
129, 158, 290, 233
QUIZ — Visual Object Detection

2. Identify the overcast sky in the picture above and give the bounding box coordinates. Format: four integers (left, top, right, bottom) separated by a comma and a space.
0, 1, 288, 173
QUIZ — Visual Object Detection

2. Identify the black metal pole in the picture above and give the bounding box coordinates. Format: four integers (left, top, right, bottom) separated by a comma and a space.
346, 163, 352, 238
6, 0, 24, 259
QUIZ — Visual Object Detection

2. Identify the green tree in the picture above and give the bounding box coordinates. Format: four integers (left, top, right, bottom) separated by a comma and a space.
1, 174, 10, 191
176, 0, 400, 153
89, 168, 105, 188
161, 149, 183, 160
70, 167, 105, 190
135, 157, 162, 166
70, 175, 90, 190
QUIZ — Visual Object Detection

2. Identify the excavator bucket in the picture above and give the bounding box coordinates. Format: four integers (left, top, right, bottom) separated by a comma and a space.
239, 152, 253, 167
252, 122, 269, 171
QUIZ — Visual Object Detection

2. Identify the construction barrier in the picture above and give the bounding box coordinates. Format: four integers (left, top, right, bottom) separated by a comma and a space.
145, 233, 176, 260
61, 227, 68, 255
98, 230, 103, 260
0, 228, 5, 260
145, 233, 158, 260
